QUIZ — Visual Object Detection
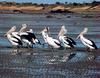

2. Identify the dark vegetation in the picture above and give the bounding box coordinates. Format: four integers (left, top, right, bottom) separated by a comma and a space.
0, 1, 99, 7
50, 9, 73, 13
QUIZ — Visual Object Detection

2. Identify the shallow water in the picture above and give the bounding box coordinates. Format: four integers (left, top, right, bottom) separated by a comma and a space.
0, 14, 100, 78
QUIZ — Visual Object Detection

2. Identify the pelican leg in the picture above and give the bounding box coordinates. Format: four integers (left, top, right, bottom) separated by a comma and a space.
27, 44, 31, 48
70, 46, 76, 51
11, 45, 20, 54
49, 45, 54, 52
42, 43, 47, 48
47, 44, 51, 49
89, 48, 93, 52
86, 47, 89, 51
29, 43, 33, 48
22, 42, 26, 48
86, 47, 91, 52
32, 43, 36, 48
12, 45, 17, 49
63, 47, 67, 51
51, 47, 54, 52
31, 44, 33, 48
16, 48, 20, 54
65, 47, 71, 51
51, 47, 54, 59
29, 44, 33, 48
42, 43, 45, 47
64, 47, 66, 51
17, 46, 20, 49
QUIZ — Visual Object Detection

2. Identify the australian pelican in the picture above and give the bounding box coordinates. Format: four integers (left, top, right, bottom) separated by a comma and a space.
77, 27, 98, 51
4, 26, 22, 47
58, 26, 76, 49
40, 27, 62, 49
19, 24, 41, 47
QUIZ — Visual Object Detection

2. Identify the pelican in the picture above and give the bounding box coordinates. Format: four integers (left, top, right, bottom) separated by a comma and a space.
40, 27, 62, 49
4, 26, 22, 47
77, 27, 98, 51
58, 26, 76, 49
19, 24, 28, 33
40, 27, 49, 44
19, 24, 41, 47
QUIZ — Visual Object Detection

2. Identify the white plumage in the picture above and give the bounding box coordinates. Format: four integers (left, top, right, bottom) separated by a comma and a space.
58, 25, 76, 48
40, 27, 48, 43
46, 36, 61, 48
77, 27, 97, 51
19, 24, 41, 47
41, 27, 62, 49
5, 26, 22, 47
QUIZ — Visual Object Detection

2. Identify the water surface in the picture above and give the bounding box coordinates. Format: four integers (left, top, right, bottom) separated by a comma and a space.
0, 14, 100, 78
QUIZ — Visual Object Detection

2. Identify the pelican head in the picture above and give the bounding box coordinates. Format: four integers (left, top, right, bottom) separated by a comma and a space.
4, 26, 16, 37
58, 25, 67, 37
77, 27, 88, 39
19, 24, 27, 33
28, 29, 33, 33
40, 27, 49, 34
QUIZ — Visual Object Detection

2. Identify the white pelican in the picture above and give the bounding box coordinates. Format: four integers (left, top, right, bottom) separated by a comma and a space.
77, 27, 98, 51
19, 24, 28, 33
40, 27, 62, 49
19, 24, 41, 47
58, 25, 76, 49
40, 27, 49, 44
4, 26, 22, 47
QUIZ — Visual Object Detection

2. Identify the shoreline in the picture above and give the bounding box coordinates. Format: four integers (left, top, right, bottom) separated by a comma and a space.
0, 5, 99, 14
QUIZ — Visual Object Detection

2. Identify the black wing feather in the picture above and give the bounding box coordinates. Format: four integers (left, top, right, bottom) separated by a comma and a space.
27, 32, 36, 39
21, 35, 32, 42
89, 39, 98, 49
54, 41, 61, 46
64, 39, 74, 48
12, 36, 22, 45
66, 37, 76, 45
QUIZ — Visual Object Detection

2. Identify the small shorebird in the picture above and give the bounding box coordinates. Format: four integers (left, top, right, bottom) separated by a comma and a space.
77, 27, 98, 51
58, 25, 76, 49
19, 24, 41, 47
40, 27, 62, 49
4, 26, 22, 47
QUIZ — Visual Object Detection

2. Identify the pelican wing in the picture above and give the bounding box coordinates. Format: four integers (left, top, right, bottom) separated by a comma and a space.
89, 39, 97, 49
11, 32, 21, 40
65, 36, 76, 45
64, 38, 73, 45
82, 37, 97, 49
10, 36, 19, 42
19, 32, 28, 36
10, 36, 22, 45
21, 35, 32, 42
27, 32, 36, 39
53, 39, 61, 46
83, 38, 93, 46
46, 37, 61, 48
64, 36, 74, 44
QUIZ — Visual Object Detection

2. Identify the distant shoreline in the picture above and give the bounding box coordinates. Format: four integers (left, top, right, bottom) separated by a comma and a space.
0, 1, 99, 14
0, 5, 99, 14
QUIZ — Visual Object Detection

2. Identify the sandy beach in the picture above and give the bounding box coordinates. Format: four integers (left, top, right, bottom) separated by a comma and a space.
0, 5, 99, 14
